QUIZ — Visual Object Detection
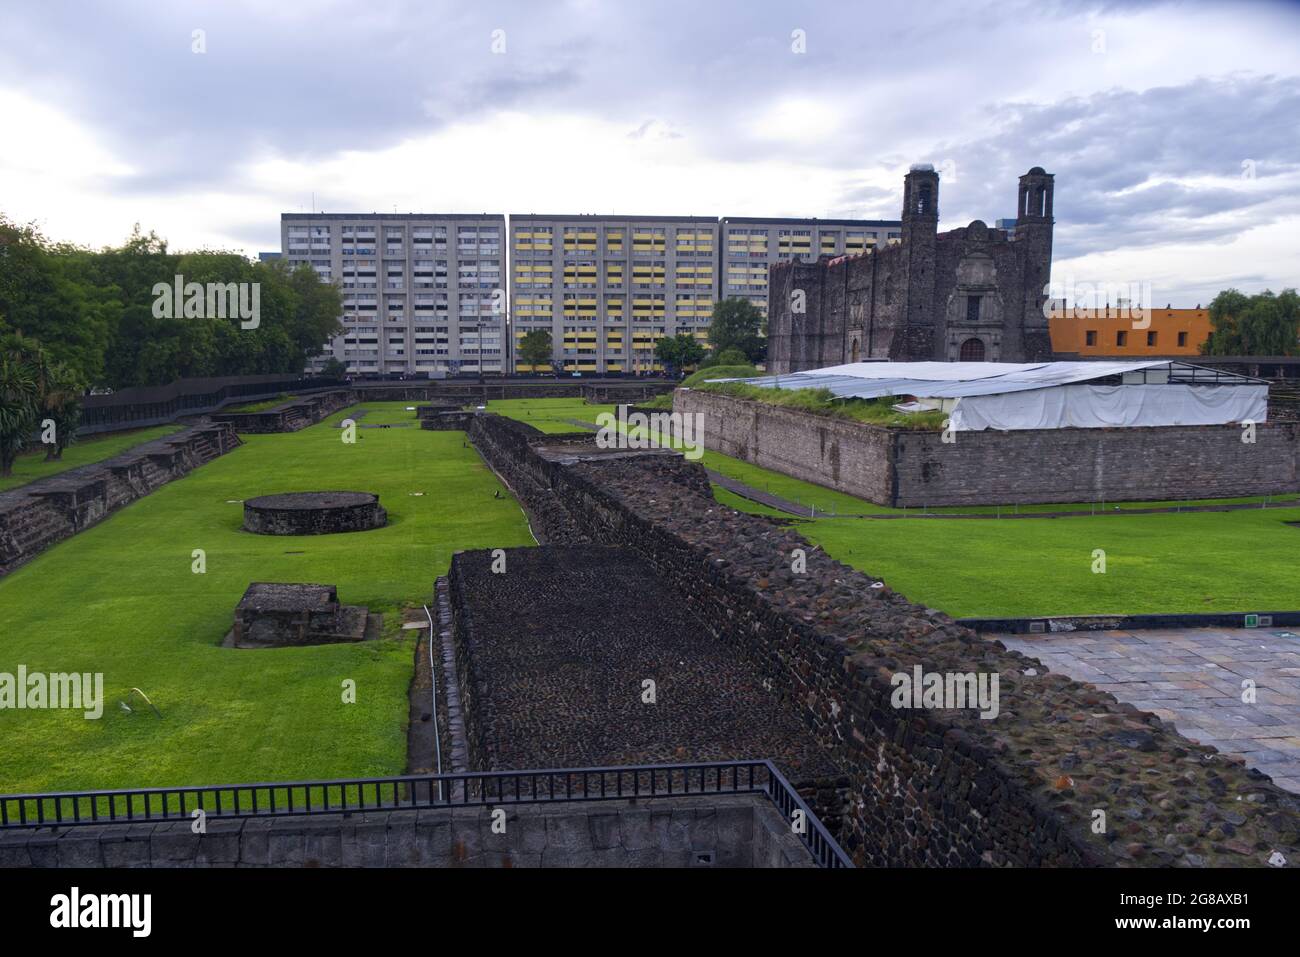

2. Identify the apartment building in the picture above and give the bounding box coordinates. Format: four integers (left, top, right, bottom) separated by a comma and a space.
510, 215, 719, 374
282, 213, 505, 376
281, 211, 904, 376
718, 218, 902, 320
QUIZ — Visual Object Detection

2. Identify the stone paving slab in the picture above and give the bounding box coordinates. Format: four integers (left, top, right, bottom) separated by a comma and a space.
995, 627, 1300, 795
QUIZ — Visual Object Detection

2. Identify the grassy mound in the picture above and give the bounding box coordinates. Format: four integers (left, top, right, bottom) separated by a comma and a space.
696, 380, 947, 430
680, 364, 759, 388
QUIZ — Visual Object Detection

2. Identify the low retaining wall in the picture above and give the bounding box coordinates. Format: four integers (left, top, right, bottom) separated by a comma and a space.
676, 388, 1300, 507
0, 424, 242, 578
466, 413, 1300, 867
79, 374, 344, 435
0, 796, 813, 868
210, 390, 356, 433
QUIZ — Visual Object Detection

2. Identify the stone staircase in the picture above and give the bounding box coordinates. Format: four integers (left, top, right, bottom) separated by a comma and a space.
0, 423, 242, 578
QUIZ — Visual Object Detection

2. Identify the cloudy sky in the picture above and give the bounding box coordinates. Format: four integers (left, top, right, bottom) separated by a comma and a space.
1, 0, 1298, 305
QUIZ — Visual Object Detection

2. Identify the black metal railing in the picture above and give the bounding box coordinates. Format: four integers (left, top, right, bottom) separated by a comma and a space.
0, 760, 852, 869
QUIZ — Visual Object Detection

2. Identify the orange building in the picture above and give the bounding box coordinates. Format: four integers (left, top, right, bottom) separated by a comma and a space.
1050, 306, 1211, 357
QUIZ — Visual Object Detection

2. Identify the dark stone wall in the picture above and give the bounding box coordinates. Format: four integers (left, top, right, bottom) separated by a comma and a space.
445, 544, 844, 790
465, 412, 1300, 867
0, 424, 242, 578
677, 389, 1300, 507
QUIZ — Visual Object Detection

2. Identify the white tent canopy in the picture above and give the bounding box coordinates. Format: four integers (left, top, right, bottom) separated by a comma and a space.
711, 360, 1267, 431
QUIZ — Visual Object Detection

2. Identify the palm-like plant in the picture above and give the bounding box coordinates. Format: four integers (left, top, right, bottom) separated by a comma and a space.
0, 352, 40, 477
40, 361, 85, 461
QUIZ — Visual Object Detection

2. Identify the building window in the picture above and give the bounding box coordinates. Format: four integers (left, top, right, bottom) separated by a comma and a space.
1177, 331, 1188, 347
1085, 330, 1097, 346
1147, 331, 1158, 347
959, 338, 985, 362
1116, 331, 1128, 347
966, 296, 980, 323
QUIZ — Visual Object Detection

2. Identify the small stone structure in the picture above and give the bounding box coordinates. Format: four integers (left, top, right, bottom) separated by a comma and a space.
420, 410, 477, 431
243, 491, 387, 535
231, 582, 371, 647
414, 401, 464, 421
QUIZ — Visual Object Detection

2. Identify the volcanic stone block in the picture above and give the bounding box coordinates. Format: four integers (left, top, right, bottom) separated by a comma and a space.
232, 582, 370, 647
242, 491, 387, 535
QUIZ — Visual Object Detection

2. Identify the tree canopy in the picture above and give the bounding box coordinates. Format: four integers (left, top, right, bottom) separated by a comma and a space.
653, 332, 706, 376
707, 297, 767, 365
1201, 288, 1300, 357
517, 329, 553, 371
0, 214, 343, 390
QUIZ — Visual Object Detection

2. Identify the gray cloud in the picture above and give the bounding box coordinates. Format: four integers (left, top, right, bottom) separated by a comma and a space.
1, 0, 1298, 300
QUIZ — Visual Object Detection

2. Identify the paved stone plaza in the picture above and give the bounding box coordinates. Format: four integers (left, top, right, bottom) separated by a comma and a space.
997, 627, 1300, 794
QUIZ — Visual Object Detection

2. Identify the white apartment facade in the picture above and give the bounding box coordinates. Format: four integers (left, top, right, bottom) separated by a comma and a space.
282, 212, 901, 376
283, 213, 505, 376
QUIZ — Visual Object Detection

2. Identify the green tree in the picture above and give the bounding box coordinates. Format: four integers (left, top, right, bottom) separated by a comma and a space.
517, 329, 553, 371
1202, 288, 1300, 356
654, 333, 706, 376
320, 357, 347, 380
708, 297, 766, 364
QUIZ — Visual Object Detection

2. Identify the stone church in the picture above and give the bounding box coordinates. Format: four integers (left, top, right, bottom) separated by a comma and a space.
767, 165, 1056, 372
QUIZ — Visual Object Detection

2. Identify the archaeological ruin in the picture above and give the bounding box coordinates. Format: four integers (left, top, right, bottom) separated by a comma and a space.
243, 491, 388, 535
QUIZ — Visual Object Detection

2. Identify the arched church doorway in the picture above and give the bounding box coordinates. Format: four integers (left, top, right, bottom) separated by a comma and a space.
959, 338, 986, 362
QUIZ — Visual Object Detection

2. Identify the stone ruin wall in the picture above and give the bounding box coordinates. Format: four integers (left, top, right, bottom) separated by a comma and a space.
466, 413, 1300, 867
0, 423, 242, 579
210, 389, 357, 433
677, 388, 1300, 507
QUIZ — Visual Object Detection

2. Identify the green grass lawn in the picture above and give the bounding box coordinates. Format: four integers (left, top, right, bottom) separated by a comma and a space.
0, 424, 186, 493
0, 401, 532, 794
486, 398, 616, 433
802, 507, 1300, 619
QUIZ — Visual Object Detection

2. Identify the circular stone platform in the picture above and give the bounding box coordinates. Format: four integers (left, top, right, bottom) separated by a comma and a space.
243, 491, 387, 535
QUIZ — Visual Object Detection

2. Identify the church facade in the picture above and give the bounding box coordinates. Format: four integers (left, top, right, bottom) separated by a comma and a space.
767, 165, 1057, 372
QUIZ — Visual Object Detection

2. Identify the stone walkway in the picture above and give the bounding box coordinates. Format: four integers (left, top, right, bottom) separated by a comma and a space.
996, 627, 1300, 794
706, 469, 818, 516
